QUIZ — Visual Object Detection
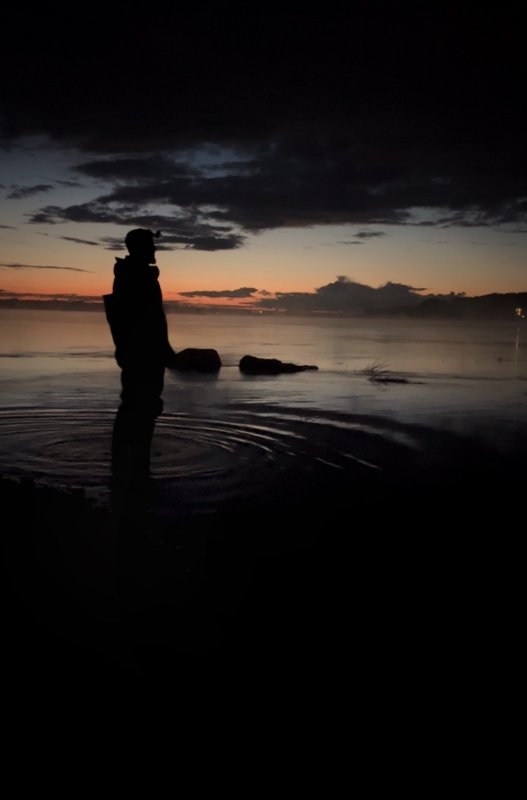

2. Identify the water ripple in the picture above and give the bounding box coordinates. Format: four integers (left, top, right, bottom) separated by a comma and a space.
0, 404, 485, 515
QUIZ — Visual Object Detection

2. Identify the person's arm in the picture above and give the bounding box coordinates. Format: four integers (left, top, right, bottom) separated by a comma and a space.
152, 278, 178, 364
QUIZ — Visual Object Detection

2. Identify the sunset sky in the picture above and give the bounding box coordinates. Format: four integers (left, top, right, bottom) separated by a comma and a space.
2, 7, 526, 311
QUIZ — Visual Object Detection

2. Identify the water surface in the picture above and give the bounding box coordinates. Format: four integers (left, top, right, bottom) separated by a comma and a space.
1, 310, 525, 509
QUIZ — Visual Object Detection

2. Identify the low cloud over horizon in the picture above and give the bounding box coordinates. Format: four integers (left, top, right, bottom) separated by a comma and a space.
0, 261, 90, 272
255, 277, 431, 313
61, 236, 100, 247
1, 276, 471, 313
179, 287, 259, 299
0, 288, 100, 302
177, 278, 435, 311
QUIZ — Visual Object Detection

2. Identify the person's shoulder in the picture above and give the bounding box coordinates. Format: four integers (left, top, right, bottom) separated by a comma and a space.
113, 256, 127, 277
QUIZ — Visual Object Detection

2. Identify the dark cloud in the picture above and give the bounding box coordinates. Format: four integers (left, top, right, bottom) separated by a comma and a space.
100, 236, 172, 252
73, 156, 196, 181
54, 179, 82, 187
30, 136, 527, 238
0, 290, 98, 301
354, 231, 386, 240
61, 236, 100, 246
3, 9, 527, 238
4, 8, 524, 149
0, 224, 15, 229
178, 236, 244, 251
29, 211, 55, 223
28, 203, 245, 251
257, 277, 427, 314
179, 287, 258, 299
0, 261, 90, 272
156, 230, 245, 251
7, 184, 54, 199
28, 203, 123, 225
337, 230, 387, 245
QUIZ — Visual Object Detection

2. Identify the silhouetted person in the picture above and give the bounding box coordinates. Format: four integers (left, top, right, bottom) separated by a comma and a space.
104, 229, 175, 483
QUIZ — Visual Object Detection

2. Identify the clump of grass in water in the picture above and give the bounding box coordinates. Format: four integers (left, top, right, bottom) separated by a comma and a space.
359, 361, 410, 384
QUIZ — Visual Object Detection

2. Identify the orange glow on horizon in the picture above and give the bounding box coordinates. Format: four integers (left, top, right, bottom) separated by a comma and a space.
2, 239, 526, 302
2, 269, 525, 303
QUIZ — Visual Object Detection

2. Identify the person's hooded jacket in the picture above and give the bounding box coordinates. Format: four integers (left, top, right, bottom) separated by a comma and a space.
104, 255, 172, 369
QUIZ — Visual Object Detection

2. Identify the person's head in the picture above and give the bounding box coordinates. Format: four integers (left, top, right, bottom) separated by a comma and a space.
125, 229, 160, 263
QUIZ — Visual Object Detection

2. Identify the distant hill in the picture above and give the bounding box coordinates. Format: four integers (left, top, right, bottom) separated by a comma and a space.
374, 292, 527, 320
1, 292, 526, 319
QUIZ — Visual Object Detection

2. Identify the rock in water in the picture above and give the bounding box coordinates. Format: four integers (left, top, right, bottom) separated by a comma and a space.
239, 355, 318, 374
167, 348, 222, 373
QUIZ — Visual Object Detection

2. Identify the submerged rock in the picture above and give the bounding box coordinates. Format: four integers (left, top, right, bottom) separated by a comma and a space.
239, 355, 319, 374
167, 348, 222, 373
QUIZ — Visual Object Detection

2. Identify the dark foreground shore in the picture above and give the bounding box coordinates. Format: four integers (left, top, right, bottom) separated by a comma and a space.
3, 424, 523, 701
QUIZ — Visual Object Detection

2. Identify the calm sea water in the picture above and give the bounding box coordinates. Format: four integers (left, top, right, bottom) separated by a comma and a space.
1, 309, 525, 508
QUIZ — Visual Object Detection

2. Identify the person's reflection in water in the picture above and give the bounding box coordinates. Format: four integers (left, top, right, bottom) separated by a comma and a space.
104, 228, 176, 514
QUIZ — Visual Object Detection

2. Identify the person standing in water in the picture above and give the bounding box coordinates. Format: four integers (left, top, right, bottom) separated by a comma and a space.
104, 228, 176, 479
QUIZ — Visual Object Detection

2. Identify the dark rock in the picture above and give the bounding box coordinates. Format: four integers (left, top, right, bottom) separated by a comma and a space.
239, 355, 319, 374
167, 348, 222, 373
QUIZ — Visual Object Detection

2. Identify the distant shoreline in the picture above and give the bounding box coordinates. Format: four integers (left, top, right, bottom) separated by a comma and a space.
1, 294, 526, 321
